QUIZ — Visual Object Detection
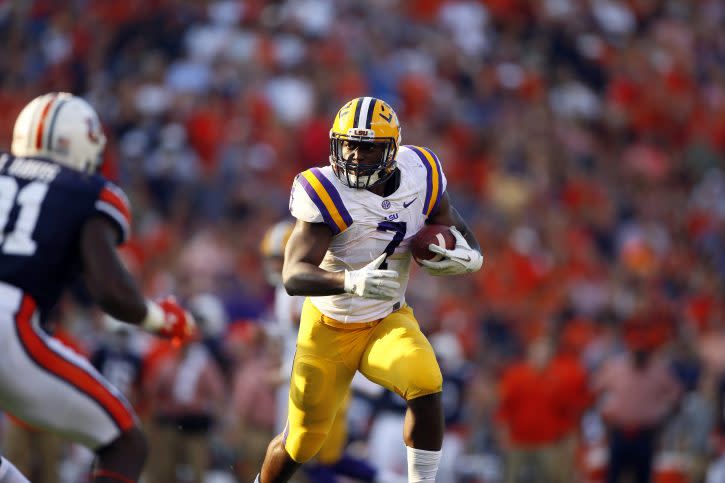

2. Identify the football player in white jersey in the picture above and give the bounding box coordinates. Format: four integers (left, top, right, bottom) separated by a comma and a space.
255, 97, 483, 483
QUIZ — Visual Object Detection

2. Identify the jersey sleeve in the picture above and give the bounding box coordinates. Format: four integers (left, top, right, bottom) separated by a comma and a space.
289, 169, 353, 234
405, 146, 448, 217
289, 173, 325, 224
94, 181, 131, 244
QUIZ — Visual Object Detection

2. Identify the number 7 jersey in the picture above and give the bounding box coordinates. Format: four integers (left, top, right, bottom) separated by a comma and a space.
0, 153, 131, 319
289, 145, 447, 324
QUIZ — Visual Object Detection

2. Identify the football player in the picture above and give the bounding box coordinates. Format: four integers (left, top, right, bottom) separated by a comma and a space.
0, 93, 196, 483
255, 97, 483, 483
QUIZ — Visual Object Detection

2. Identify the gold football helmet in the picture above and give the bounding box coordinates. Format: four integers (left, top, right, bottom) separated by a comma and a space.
329, 97, 401, 189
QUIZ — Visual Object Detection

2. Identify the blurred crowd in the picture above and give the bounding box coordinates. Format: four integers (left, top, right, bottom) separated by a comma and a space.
0, 0, 724, 481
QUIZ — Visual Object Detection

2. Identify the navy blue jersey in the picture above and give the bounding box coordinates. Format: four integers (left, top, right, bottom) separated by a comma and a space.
440, 364, 472, 426
0, 153, 130, 318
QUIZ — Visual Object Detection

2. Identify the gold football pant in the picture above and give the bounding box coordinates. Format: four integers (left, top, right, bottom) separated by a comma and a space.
284, 299, 443, 463
315, 392, 350, 465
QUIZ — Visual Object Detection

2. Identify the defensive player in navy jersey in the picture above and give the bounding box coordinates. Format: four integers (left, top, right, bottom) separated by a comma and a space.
0, 93, 196, 483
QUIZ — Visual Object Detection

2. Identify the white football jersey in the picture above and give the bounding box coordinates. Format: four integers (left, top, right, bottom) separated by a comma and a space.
289, 145, 447, 323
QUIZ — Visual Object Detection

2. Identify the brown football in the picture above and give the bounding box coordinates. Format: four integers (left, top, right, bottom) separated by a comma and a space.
410, 224, 456, 264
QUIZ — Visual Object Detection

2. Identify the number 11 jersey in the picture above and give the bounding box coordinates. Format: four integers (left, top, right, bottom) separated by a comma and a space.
288, 145, 447, 324
0, 153, 130, 320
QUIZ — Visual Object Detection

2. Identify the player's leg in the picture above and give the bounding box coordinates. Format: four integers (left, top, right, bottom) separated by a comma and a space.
307, 391, 379, 482
359, 305, 444, 482
258, 299, 361, 482
260, 356, 354, 482
0, 456, 30, 483
92, 428, 147, 482
316, 392, 349, 466
0, 298, 147, 482
302, 400, 347, 483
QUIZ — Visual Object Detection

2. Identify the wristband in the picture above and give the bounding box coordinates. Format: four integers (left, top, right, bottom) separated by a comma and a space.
141, 300, 165, 331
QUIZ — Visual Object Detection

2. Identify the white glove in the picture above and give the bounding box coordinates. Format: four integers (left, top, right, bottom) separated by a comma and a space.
344, 253, 400, 300
419, 226, 483, 276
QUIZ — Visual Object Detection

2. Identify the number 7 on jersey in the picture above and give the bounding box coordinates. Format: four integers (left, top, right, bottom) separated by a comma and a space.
376, 221, 406, 269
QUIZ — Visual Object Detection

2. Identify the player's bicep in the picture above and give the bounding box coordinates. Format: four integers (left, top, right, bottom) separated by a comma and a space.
427, 191, 459, 227
80, 216, 146, 322
284, 219, 333, 270
80, 215, 125, 280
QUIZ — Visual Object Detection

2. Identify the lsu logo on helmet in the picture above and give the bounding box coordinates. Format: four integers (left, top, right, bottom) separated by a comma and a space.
329, 97, 401, 189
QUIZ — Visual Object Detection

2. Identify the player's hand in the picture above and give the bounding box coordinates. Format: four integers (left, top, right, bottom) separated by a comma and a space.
419, 226, 483, 276
344, 253, 400, 300
143, 297, 197, 341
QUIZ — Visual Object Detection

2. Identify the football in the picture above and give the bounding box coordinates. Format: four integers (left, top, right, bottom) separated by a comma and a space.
410, 224, 456, 264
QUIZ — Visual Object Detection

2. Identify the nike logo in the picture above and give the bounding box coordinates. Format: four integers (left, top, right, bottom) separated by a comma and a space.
403, 198, 417, 208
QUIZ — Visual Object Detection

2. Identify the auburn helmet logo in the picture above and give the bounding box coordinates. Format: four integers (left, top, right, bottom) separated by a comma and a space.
86, 118, 101, 144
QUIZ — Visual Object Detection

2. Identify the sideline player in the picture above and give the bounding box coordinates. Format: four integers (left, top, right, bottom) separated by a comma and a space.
255, 97, 483, 482
0, 92, 196, 483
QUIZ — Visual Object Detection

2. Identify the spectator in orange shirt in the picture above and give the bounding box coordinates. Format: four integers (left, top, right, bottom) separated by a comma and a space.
496, 336, 585, 483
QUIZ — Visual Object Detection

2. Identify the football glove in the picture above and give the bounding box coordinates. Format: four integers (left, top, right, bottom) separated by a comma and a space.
142, 297, 197, 341
344, 253, 400, 300
419, 226, 483, 276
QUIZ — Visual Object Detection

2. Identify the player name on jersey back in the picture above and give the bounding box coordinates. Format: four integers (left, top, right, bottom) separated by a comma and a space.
0, 154, 60, 182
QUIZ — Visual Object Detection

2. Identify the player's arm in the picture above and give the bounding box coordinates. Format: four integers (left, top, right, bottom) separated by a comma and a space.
282, 220, 344, 296
421, 191, 483, 275
427, 191, 481, 253
80, 216, 194, 338
80, 216, 146, 322
282, 219, 399, 300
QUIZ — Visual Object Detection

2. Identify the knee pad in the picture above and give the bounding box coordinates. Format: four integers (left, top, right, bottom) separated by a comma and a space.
289, 354, 335, 410
285, 354, 341, 463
